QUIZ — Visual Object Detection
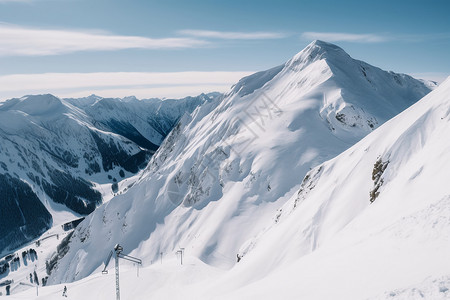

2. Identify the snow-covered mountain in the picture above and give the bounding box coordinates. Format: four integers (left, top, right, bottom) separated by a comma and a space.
203, 75, 450, 300
48, 40, 433, 284
0, 93, 212, 256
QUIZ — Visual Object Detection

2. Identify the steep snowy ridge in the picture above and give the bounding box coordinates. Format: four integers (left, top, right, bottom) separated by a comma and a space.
0, 93, 210, 256
48, 40, 433, 285
216, 76, 450, 299
287, 40, 432, 135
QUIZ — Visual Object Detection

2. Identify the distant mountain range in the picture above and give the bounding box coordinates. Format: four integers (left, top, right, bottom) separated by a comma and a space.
0, 92, 217, 256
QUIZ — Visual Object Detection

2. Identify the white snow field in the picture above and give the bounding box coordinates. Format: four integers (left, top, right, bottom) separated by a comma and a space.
4, 40, 447, 299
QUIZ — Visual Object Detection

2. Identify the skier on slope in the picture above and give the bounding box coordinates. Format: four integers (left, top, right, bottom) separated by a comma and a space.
62, 285, 67, 297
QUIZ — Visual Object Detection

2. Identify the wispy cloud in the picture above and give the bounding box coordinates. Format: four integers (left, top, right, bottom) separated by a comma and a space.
0, 24, 209, 56
0, 0, 31, 3
409, 72, 449, 84
179, 29, 288, 40
301, 32, 388, 43
395, 32, 450, 43
0, 71, 253, 100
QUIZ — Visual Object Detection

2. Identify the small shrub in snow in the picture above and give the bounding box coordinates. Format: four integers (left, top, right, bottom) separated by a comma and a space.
370, 158, 389, 203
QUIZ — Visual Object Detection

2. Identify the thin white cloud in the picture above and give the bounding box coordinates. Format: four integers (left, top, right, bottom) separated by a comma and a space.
0, 0, 31, 3
396, 32, 450, 43
301, 32, 388, 43
0, 24, 209, 56
179, 29, 288, 40
409, 72, 449, 84
0, 71, 253, 100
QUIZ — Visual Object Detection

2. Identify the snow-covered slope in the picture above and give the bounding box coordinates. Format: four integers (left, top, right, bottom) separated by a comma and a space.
48, 40, 433, 284
209, 76, 450, 299
16, 77, 449, 300
0, 93, 210, 256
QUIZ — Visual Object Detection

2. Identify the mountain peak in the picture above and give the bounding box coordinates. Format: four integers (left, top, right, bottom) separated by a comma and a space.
0, 94, 65, 116
304, 40, 348, 56
309, 39, 342, 49
286, 40, 351, 70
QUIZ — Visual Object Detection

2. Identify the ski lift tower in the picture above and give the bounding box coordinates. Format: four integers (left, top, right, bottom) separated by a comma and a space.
102, 244, 142, 300
176, 247, 185, 265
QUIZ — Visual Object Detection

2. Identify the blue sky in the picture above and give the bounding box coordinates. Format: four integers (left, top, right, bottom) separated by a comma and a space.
0, 0, 449, 99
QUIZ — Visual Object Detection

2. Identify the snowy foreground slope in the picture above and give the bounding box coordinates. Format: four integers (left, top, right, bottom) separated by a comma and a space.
205, 75, 450, 300
47, 40, 432, 286
9, 78, 450, 300
0, 93, 210, 255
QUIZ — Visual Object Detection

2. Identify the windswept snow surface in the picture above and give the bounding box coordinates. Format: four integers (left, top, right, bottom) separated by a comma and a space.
49, 40, 433, 288
7, 256, 223, 299
209, 76, 450, 299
